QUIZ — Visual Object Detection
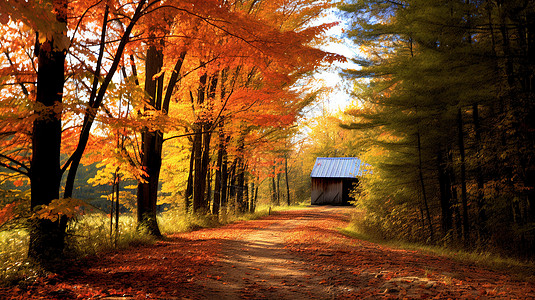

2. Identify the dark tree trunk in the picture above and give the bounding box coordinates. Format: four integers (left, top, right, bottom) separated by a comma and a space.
473, 103, 487, 238
115, 172, 120, 247
276, 172, 281, 206
417, 131, 433, 240
199, 121, 212, 212
236, 163, 245, 213
213, 123, 225, 216
446, 149, 462, 240
220, 142, 229, 216
284, 154, 290, 206
28, 0, 67, 264
228, 161, 237, 212
184, 142, 194, 213
244, 176, 249, 212
192, 74, 208, 214
199, 74, 217, 213
136, 43, 163, 236
137, 46, 184, 234
457, 108, 470, 244
249, 181, 255, 213
235, 139, 246, 213
192, 123, 204, 213
206, 165, 212, 213
271, 164, 277, 205
251, 175, 259, 213
137, 130, 163, 236
437, 150, 453, 236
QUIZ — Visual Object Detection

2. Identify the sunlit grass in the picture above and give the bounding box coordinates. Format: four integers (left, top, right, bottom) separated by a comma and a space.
65, 213, 155, 256
158, 210, 220, 234
158, 205, 282, 234
0, 229, 37, 286
269, 202, 312, 211
0, 205, 287, 286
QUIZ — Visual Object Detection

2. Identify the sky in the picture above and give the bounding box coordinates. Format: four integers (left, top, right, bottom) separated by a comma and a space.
310, 7, 361, 114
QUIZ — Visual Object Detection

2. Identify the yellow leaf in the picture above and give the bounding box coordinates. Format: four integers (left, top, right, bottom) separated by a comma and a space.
33, 198, 87, 221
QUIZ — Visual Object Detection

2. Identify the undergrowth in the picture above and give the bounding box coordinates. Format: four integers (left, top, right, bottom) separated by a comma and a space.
343, 213, 535, 281
0, 205, 282, 287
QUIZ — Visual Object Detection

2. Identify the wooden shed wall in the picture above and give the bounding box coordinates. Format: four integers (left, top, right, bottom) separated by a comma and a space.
311, 178, 343, 205
311, 178, 358, 205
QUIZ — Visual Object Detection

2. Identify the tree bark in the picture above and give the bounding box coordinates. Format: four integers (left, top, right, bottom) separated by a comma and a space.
184, 142, 194, 212
244, 176, 249, 212
206, 165, 212, 213
198, 121, 212, 213
235, 138, 246, 213
212, 122, 225, 216
417, 131, 433, 240
276, 172, 281, 206
437, 150, 453, 236
136, 43, 163, 236
271, 163, 277, 205
28, 0, 67, 264
115, 172, 120, 247
251, 175, 259, 213
220, 141, 229, 217
473, 103, 486, 238
457, 108, 470, 244
284, 154, 290, 206
192, 72, 208, 214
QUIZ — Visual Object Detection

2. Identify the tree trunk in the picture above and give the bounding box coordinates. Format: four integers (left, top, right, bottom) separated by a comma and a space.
206, 165, 212, 213
220, 142, 229, 217
284, 154, 290, 206
252, 175, 259, 213
212, 123, 225, 216
473, 103, 486, 238
136, 43, 163, 236
192, 122, 204, 213
276, 172, 281, 206
115, 172, 120, 247
192, 74, 208, 214
417, 131, 433, 240
457, 108, 470, 244
271, 164, 277, 205
229, 160, 238, 213
184, 142, 194, 213
249, 181, 255, 213
199, 121, 212, 212
437, 150, 453, 236
137, 130, 163, 236
244, 176, 249, 212
235, 138, 246, 214
236, 162, 245, 213
28, 0, 67, 264
138, 49, 185, 224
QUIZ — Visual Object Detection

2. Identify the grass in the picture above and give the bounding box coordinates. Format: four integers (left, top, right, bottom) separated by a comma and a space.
0, 229, 36, 286
0, 205, 287, 287
340, 223, 535, 282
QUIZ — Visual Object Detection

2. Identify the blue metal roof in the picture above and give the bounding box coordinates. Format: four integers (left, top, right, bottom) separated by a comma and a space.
310, 157, 364, 178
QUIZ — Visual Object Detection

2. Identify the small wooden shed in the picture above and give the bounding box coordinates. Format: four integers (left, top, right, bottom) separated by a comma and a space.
310, 157, 364, 205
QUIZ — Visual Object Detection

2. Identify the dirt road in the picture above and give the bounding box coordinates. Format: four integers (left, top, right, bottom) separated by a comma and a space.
2, 207, 534, 299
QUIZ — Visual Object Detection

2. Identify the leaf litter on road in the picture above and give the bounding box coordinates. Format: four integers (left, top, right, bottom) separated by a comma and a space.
1, 207, 534, 299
